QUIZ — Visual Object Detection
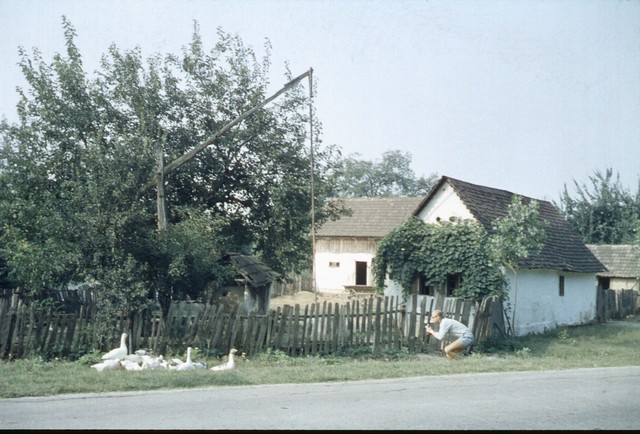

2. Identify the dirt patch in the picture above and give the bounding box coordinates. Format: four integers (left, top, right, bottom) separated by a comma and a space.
269, 290, 352, 310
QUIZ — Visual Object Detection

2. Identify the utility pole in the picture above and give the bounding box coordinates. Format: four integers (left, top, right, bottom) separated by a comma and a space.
307, 68, 317, 296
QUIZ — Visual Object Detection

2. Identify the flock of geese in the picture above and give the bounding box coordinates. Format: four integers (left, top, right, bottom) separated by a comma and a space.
90, 333, 239, 373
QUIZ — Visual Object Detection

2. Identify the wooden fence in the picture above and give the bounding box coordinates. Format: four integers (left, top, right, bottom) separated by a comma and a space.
596, 288, 638, 323
3, 286, 636, 361
0, 290, 506, 360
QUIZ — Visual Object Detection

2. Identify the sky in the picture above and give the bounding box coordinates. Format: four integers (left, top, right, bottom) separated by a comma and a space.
1, 0, 639, 202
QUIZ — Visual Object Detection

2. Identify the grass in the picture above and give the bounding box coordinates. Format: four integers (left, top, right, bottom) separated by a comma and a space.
1, 315, 639, 399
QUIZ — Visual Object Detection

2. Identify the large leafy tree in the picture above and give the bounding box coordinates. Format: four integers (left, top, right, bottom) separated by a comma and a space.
329, 149, 438, 197
556, 168, 640, 244
0, 18, 339, 323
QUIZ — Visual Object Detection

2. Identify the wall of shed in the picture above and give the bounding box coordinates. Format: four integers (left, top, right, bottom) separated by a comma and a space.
609, 277, 639, 291
315, 237, 379, 294
505, 269, 597, 336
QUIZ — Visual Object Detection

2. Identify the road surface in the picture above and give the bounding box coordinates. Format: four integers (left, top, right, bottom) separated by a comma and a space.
1, 366, 638, 430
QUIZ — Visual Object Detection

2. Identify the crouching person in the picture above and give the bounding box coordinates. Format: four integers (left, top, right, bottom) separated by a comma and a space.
425, 309, 474, 360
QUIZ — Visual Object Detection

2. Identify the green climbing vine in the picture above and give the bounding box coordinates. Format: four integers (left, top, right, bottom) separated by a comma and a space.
374, 195, 548, 304
373, 217, 507, 301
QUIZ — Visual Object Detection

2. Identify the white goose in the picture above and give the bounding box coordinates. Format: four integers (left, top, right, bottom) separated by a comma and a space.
210, 348, 238, 371
176, 347, 195, 371
141, 354, 163, 370
91, 358, 121, 372
120, 358, 143, 371
102, 332, 128, 360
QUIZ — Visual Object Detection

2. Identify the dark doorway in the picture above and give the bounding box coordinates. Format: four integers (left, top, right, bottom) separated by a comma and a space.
355, 261, 367, 285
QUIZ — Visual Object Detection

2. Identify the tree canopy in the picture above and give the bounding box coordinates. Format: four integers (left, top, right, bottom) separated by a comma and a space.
328, 149, 438, 197
488, 195, 547, 271
0, 18, 341, 321
556, 169, 640, 244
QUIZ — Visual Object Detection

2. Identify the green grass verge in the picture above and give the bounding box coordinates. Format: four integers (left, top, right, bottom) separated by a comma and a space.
1, 315, 639, 399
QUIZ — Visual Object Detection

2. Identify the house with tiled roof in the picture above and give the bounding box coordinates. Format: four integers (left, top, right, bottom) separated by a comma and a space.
314, 196, 423, 294
586, 244, 639, 291
400, 176, 607, 336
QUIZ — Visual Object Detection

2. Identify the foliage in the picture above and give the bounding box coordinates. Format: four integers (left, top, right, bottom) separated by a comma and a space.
373, 218, 507, 301
0, 19, 342, 321
373, 195, 548, 302
556, 168, 640, 244
329, 149, 438, 197
488, 195, 548, 270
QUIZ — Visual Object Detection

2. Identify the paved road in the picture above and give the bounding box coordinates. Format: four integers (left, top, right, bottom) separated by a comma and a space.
1, 366, 638, 430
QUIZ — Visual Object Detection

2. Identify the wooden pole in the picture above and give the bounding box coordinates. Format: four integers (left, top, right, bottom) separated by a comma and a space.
142, 69, 313, 193
156, 147, 167, 231
308, 68, 316, 295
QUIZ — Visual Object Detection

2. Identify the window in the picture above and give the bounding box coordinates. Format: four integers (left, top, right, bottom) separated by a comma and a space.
446, 274, 462, 297
355, 261, 367, 285
559, 275, 565, 297
412, 275, 434, 296
329, 262, 340, 268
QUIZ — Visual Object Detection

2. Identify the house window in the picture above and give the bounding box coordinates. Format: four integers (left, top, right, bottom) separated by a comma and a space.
412, 275, 434, 296
329, 262, 340, 268
355, 261, 367, 285
598, 277, 610, 290
559, 275, 565, 297
446, 274, 462, 297
423, 284, 436, 296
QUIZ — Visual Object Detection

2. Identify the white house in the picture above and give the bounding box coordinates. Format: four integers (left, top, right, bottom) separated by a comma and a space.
395, 176, 607, 336
314, 196, 423, 295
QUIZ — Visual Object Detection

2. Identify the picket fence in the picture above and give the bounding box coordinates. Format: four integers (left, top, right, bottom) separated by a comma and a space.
2, 286, 636, 361
0, 289, 506, 360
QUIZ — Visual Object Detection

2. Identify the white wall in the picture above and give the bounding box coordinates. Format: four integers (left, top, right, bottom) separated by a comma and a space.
505, 269, 598, 336
383, 277, 404, 299
315, 251, 374, 294
610, 277, 639, 291
415, 181, 474, 224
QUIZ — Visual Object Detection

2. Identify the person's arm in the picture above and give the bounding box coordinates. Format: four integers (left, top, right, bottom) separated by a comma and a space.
427, 319, 450, 341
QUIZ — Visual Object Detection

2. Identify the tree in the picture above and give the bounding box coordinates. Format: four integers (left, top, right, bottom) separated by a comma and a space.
488, 196, 547, 270
0, 18, 340, 328
488, 195, 548, 336
329, 150, 438, 197
556, 168, 640, 244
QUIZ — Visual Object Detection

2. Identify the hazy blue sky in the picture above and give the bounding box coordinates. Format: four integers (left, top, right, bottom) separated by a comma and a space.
1, 0, 639, 202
